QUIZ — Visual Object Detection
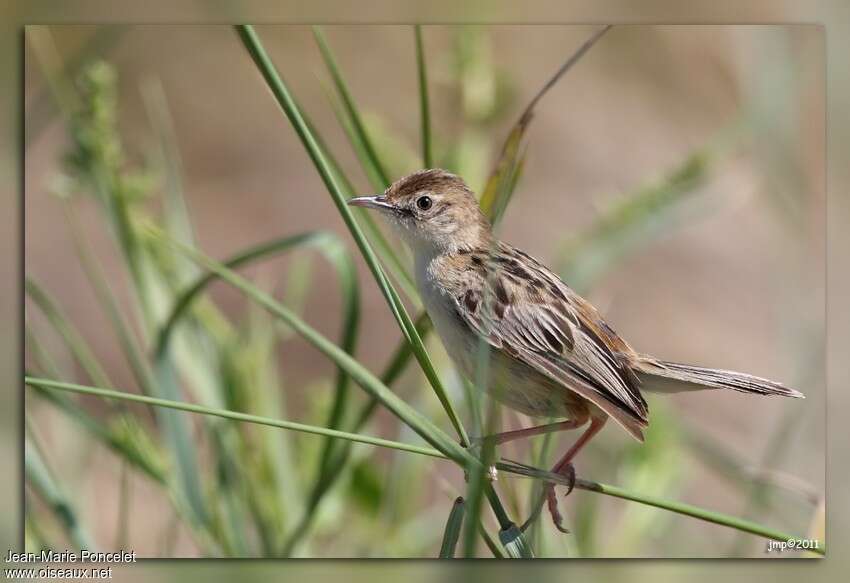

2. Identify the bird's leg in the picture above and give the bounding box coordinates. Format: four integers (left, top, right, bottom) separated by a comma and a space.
522, 417, 607, 534
467, 418, 587, 485
470, 418, 587, 447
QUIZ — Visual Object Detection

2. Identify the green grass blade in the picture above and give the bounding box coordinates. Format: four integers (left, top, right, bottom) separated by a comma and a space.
592, 480, 824, 555
479, 25, 611, 225
153, 231, 361, 547
479, 126, 525, 226
414, 25, 433, 168
27, 381, 167, 483
24, 278, 112, 389
235, 24, 469, 446
439, 497, 466, 558
27, 369, 817, 553
25, 323, 167, 483
25, 376, 446, 460
156, 231, 358, 376
495, 460, 824, 555
140, 77, 199, 279
350, 311, 433, 432
282, 310, 433, 556
151, 226, 476, 465
307, 94, 419, 301
63, 203, 156, 396
61, 205, 210, 531
727, 407, 807, 555
479, 523, 506, 558
235, 24, 406, 327
461, 408, 493, 556
150, 221, 411, 556
25, 421, 96, 551
312, 26, 390, 190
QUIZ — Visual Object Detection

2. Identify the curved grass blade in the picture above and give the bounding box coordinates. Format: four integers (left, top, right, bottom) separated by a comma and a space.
489, 148, 526, 230
152, 226, 475, 465
439, 497, 466, 558
156, 231, 358, 370
282, 309, 433, 556
63, 203, 157, 398
25, 377, 446, 460
141, 77, 198, 280
25, 278, 112, 390
25, 419, 96, 551
235, 24, 469, 447
154, 231, 360, 530
479, 25, 612, 225
312, 26, 390, 190
414, 25, 433, 169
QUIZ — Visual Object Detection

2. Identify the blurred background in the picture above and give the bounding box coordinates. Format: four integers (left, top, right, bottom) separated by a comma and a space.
22, 24, 824, 559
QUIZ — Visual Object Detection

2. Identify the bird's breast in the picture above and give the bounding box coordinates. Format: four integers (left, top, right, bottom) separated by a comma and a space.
416, 261, 479, 376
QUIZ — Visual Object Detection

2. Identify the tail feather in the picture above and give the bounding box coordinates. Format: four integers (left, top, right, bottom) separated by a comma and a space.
634, 356, 804, 399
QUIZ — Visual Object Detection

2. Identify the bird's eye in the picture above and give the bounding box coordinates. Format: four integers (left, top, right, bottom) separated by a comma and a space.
416, 196, 433, 211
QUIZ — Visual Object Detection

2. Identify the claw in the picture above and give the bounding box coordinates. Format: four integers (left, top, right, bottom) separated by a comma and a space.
560, 462, 576, 497
544, 462, 576, 533
546, 485, 570, 534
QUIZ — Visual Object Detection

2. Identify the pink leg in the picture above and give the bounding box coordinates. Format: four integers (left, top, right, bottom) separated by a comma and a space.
474, 417, 588, 446
537, 417, 608, 533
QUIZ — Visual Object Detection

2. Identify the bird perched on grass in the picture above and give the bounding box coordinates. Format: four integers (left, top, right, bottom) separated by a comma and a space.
348, 168, 803, 533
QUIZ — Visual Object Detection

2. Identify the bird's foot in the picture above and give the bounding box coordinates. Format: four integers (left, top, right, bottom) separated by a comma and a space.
536, 462, 576, 534
546, 485, 570, 534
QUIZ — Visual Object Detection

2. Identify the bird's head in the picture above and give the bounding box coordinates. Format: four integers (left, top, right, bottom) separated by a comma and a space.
347, 169, 491, 257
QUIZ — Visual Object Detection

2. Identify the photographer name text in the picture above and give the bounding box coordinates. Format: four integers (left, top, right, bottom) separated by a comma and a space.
5, 549, 137, 564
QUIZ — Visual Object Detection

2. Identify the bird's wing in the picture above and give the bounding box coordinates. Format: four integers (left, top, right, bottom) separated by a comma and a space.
451, 244, 648, 437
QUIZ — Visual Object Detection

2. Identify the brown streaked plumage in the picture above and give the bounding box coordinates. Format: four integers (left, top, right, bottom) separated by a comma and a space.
348, 168, 803, 533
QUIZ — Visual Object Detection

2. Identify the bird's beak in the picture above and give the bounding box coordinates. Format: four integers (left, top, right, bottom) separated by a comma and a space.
347, 195, 394, 212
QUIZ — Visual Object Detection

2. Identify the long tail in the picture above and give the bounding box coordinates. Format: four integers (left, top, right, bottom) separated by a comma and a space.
634, 356, 804, 398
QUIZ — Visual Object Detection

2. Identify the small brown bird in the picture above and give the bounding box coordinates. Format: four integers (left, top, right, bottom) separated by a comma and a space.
349, 169, 803, 532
